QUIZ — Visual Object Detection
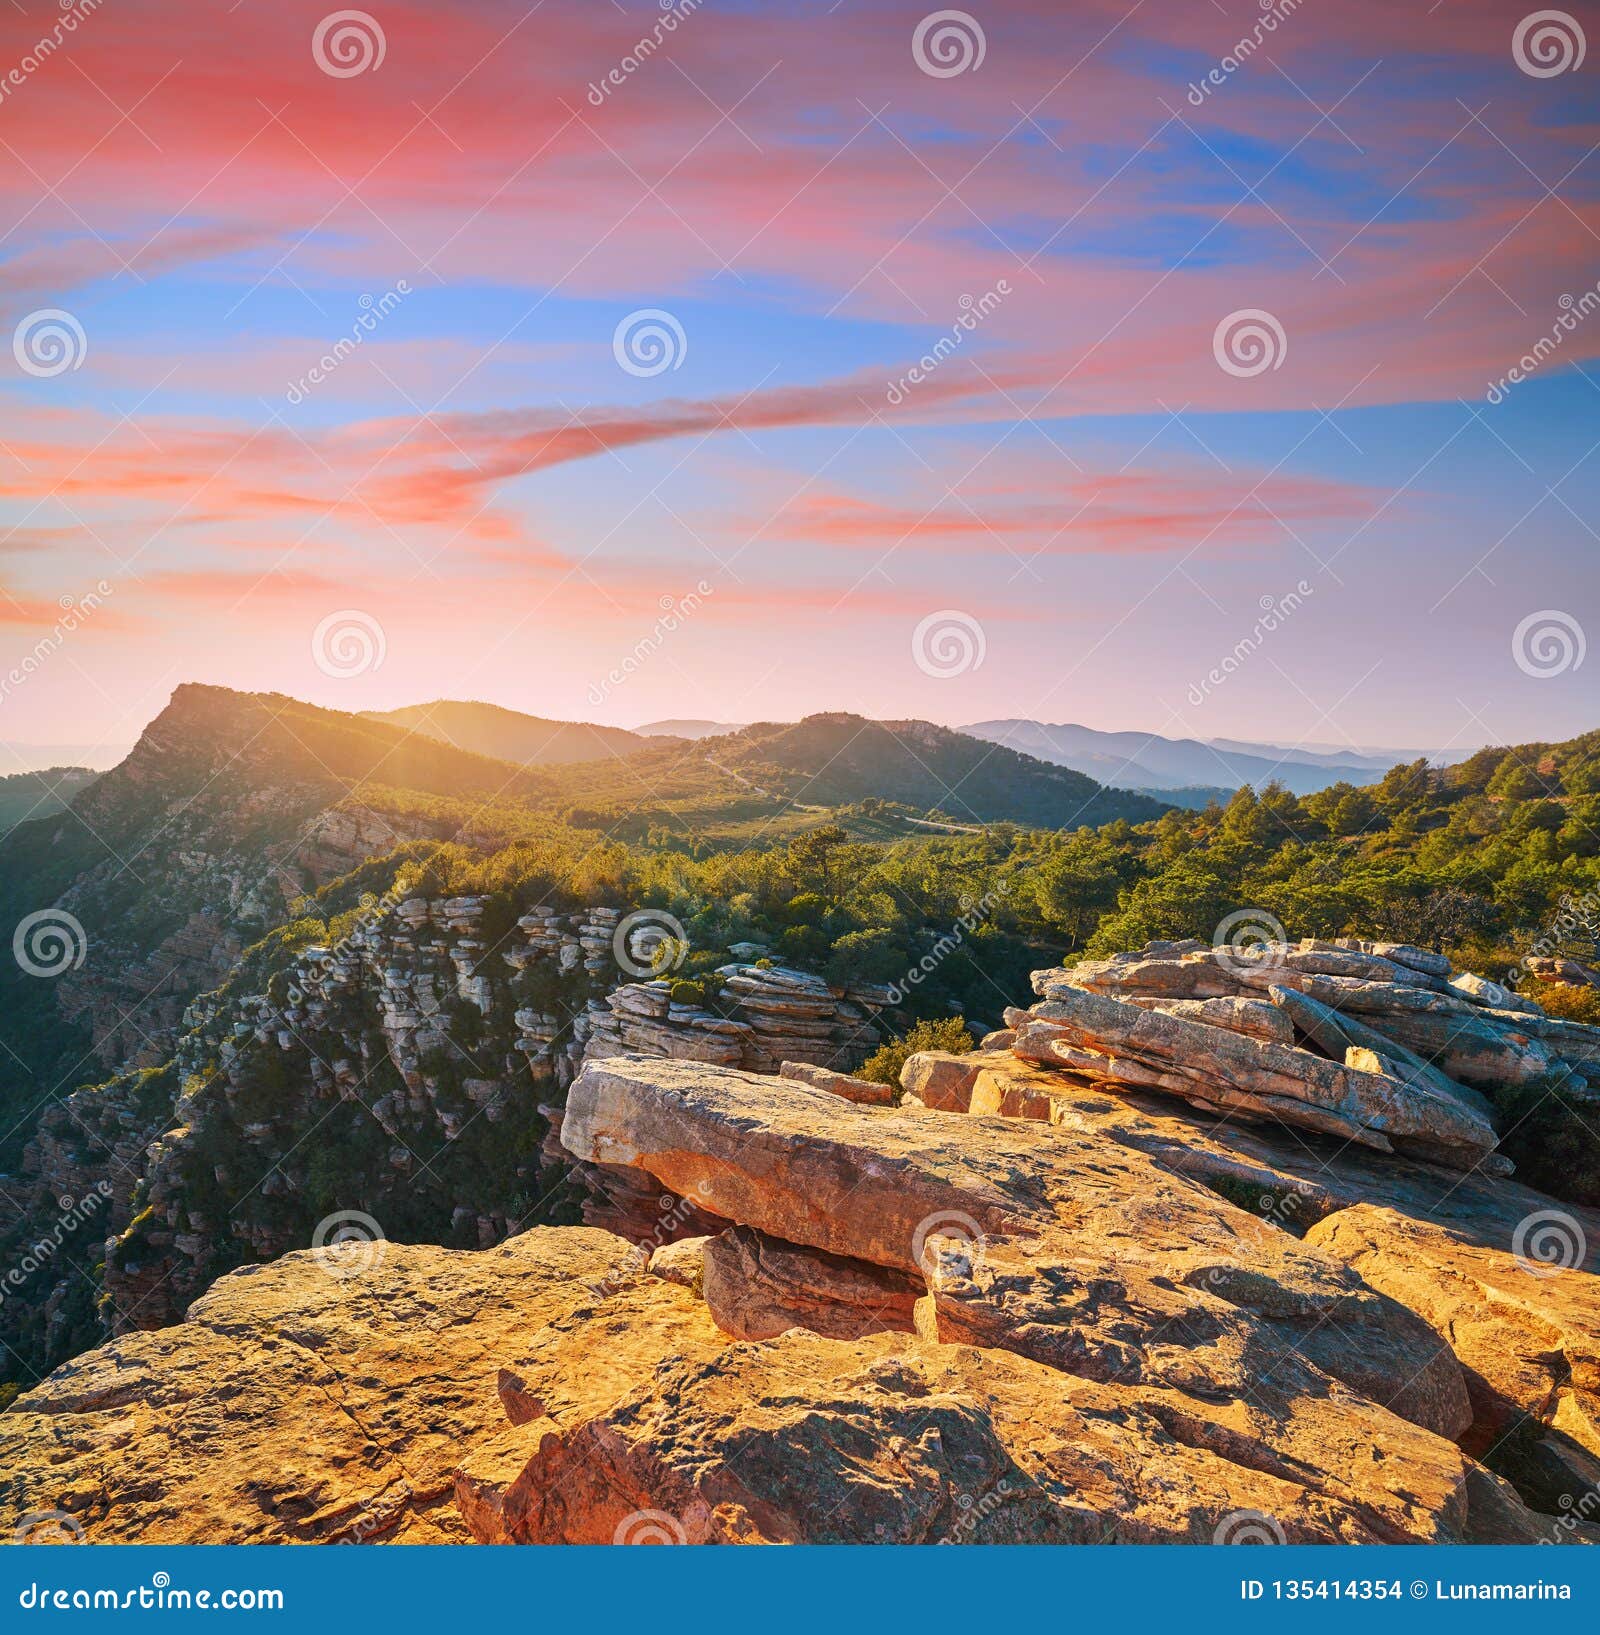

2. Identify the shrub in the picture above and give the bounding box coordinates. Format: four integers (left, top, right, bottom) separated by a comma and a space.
1492, 1071, 1600, 1207
670, 979, 706, 1007
777, 924, 830, 964
1530, 980, 1600, 1027
854, 1015, 975, 1089
825, 927, 906, 988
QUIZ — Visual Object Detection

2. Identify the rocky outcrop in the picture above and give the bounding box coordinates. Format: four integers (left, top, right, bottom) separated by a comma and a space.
580, 965, 890, 1075
11, 920, 1600, 1547
8, 1046, 1594, 1545
73, 884, 895, 1346
777, 1060, 894, 1105
1055, 939, 1588, 1098
455, 1328, 1529, 1545
2, 1228, 720, 1543
12, 1033, 1600, 1543
899, 1050, 987, 1112
1013, 939, 1592, 1171
937, 1040, 1600, 1521
536, 1055, 1577, 1541
1305, 1206, 1600, 1515
561, 1058, 1471, 1441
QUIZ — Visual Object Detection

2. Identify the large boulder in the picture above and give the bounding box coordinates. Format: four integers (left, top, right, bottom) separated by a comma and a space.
1305, 1204, 1600, 1515
1015, 980, 1502, 1169
898, 1049, 994, 1112
778, 1059, 894, 1106
0, 1228, 728, 1544
454, 1325, 1535, 1545
561, 1058, 1471, 1440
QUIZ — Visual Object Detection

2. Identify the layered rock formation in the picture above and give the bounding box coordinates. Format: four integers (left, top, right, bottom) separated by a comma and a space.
922, 1047, 1600, 1520
50, 883, 893, 1348
8, 922, 1599, 1547
579, 964, 889, 1073
7, 1051, 1591, 1546
1011, 938, 1600, 1171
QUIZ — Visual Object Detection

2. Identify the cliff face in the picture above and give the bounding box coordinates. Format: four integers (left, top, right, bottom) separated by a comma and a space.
0, 688, 468, 1387
8, 868, 894, 1376
2, 686, 456, 1093
4, 1040, 1596, 1546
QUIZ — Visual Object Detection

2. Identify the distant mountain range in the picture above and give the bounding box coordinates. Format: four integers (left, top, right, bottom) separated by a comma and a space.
631, 717, 1465, 799
569, 713, 1171, 830
960, 720, 1462, 799
351, 703, 1168, 827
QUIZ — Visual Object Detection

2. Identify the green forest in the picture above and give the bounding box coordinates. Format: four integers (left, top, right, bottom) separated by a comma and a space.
364, 728, 1600, 1032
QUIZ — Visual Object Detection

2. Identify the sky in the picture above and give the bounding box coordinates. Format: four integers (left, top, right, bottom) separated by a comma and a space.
0, 0, 1596, 761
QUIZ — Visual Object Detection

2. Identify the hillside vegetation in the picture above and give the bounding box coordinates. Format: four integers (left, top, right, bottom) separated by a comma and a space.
548, 711, 1171, 837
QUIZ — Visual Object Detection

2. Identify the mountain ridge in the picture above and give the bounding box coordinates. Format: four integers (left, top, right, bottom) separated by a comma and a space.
365, 699, 657, 766
962, 718, 1442, 798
